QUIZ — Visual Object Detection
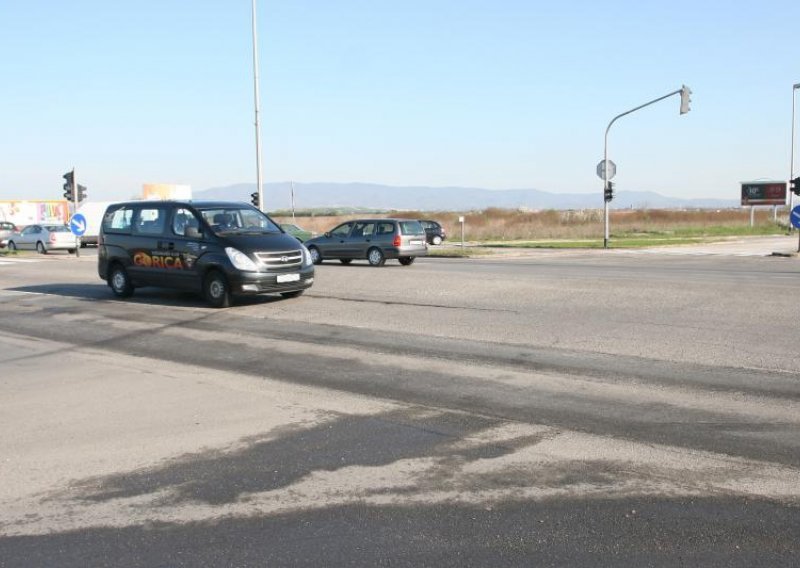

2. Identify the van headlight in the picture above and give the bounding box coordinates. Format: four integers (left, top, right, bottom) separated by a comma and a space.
301, 244, 313, 267
225, 247, 258, 271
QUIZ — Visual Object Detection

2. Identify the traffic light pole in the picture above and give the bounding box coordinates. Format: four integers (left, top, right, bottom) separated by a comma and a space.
72, 168, 80, 257
603, 87, 688, 248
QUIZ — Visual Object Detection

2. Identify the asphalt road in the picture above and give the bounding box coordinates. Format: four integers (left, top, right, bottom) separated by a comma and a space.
1, 241, 799, 566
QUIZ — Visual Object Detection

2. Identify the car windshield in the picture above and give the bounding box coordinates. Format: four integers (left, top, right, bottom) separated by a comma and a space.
199, 207, 281, 235
399, 221, 425, 236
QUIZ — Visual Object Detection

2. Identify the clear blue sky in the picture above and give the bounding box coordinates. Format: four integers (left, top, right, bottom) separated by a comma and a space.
2, 0, 799, 202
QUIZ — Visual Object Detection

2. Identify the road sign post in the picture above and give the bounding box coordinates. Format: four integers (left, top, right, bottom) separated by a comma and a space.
791, 205, 800, 251
70, 213, 87, 257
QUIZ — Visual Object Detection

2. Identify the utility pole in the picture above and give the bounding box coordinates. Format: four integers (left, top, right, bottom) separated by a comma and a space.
789, 83, 800, 227
251, 0, 264, 211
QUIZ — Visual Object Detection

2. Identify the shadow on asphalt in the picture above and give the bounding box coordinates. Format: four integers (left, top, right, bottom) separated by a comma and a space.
7, 284, 293, 309
1, 498, 797, 567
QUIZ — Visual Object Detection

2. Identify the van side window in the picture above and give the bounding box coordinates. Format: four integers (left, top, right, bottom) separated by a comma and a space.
172, 208, 201, 237
102, 206, 134, 233
135, 207, 167, 235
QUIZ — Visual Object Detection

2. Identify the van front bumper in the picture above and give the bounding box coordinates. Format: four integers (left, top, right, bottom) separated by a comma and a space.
227, 265, 315, 295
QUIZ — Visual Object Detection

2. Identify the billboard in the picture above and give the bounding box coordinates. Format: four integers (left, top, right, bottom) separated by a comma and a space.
0, 200, 70, 226
142, 183, 192, 201
740, 182, 787, 206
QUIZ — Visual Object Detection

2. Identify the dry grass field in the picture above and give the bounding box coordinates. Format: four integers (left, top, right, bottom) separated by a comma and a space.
275, 208, 789, 243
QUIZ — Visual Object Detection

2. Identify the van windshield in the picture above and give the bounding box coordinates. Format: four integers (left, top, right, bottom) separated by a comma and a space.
198, 207, 282, 236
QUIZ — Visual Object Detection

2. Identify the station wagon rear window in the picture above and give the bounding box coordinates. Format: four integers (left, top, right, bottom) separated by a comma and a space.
399, 221, 424, 235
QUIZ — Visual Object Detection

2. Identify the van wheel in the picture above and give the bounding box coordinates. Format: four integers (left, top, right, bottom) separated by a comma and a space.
281, 290, 304, 299
367, 247, 385, 267
36, 241, 46, 254
432, 236, 443, 245
399, 256, 415, 266
109, 264, 134, 298
204, 270, 231, 308
6, 241, 16, 251
339, 259, 352, 265
308, 246, 322, 265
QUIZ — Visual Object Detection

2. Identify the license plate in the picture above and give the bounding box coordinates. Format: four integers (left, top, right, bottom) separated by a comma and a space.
277, 273, 300, 283
410, 240, 423, 245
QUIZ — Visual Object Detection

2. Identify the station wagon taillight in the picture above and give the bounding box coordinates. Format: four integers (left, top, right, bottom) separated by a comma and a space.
393, 235, 401, 247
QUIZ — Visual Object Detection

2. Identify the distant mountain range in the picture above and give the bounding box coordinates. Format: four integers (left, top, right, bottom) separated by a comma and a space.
195, 182, 738, 211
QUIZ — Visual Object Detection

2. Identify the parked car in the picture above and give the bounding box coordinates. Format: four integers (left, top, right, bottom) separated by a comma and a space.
0, 221, 16, 248
5, 224, 77, 254
419, 219, 446, 245
98, 200, 315, 308
304, 218, 427, 266
280, 223, 314, 243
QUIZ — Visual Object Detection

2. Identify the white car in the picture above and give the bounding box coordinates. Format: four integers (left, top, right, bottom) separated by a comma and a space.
0, 221, 16, 248
5, 224, 78, 254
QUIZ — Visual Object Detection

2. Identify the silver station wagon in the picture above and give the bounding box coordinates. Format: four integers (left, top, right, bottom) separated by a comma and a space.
304, 218, 428, 266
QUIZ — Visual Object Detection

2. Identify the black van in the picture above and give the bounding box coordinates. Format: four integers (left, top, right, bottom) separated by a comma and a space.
98, 201, 315, 307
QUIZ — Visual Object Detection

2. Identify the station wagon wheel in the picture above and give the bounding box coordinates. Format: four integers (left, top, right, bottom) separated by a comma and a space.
308, 246, 322, 265
432, 236, 442, 245
398, 256, 415, 266
367, 247, 385, 267
339, 259, 352, 265
204, 270, 231, 308
36, 241, 46, 254
6, 241, 15, 251
109, 264, 134, 298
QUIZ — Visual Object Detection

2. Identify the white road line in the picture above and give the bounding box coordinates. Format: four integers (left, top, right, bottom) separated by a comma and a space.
0, 257, 43, 263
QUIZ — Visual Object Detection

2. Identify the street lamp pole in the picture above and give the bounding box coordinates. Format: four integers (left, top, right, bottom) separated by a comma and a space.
251, 0, 264, 211
789, 83, 800, 220
603, 86, 691, 248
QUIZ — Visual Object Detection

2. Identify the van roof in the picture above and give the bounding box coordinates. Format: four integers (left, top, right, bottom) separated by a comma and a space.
106, 200, 254, 209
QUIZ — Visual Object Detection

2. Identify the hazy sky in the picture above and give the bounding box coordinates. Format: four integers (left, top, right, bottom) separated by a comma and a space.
2, 1, 799, 202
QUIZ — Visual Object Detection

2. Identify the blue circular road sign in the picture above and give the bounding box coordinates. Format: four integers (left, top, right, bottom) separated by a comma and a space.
70, 213, 87, 236
791, 206, 800, 230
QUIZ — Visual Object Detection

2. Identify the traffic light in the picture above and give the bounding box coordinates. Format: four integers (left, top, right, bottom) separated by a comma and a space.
77, 184, 87, 202
604, 181, 614, 202
62, 170, 74, 201
791, 177, 800, 196
680, 85, 692, 115
250, 191, 259, 207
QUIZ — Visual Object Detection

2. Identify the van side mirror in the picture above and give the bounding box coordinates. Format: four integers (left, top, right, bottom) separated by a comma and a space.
186, 227, 202, 239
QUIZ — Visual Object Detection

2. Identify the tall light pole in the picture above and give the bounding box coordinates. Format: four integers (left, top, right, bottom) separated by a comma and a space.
789, 83, 800, 220
602, 85, 692, 248
251, 0, 264, 210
